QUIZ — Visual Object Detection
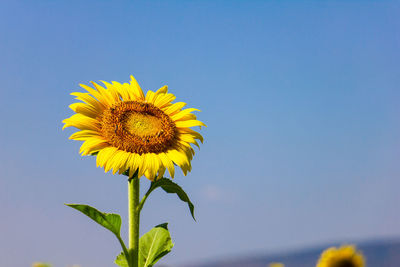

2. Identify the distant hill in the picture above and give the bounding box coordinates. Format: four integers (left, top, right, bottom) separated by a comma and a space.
176, 239, 400, 267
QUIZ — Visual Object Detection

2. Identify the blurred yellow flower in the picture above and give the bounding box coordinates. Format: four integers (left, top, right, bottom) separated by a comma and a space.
316, 245, 365, 267
32, 263, 51, 267
63, 76, 204, 181
269, 263, 284, 267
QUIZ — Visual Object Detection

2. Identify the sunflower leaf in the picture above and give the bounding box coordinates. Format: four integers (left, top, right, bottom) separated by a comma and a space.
139, 223, 174, 267
115, 252, 129, 267
65, 204, 122, 236
148, 178, 195, 220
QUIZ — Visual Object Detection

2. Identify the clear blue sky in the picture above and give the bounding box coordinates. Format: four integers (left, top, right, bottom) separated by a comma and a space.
1, 1, 400, 266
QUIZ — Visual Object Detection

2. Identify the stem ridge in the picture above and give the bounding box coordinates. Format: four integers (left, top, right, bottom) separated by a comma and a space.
128, 174, 140, 267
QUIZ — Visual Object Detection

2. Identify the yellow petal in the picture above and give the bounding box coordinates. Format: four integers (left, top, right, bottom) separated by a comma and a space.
156, 166, 166, 180
79, 138, 108, 155
127, 153, 140, 177
130, 76, 145, 100
163, 102, 187, 115
80, 83, 110, 107
91, 82, 115, 107
154, 93, 176, 109
105, 150, 125, 173
69, 130, 101, 141
175, 120, 206, 128
103, 149, 120, 172
85, 142, 109, 155
179, 138, 200, 149
145, 90, 157, 104
96, 147, 118, 167
167, 149, 190, 171
114, 82, 131, 101
155, 85, 168, 95
142, 153, 156, 180
176, 113, 197, 121
112, 151, 130, 174
137, 154, 147, 178
151, 153, 162, 179
178, 128, 204, 143
144, 170, 153, 181
71, 92, 106, 111
69, 102, 99, 118
171, 108, 200, 121
117, 81, 138, 101
62, 114, 100, 131
158, 152, 175, 178
101, 80, 121, 102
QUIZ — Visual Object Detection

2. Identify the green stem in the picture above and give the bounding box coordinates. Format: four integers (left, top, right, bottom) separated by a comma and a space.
128, 174, 140, 267
138, 184, 153, 212
117, 235, 131, 267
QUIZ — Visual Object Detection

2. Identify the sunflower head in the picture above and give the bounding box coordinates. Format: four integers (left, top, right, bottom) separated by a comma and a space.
316, 245, 365, 267
62, 76, 205, 181
32, 264, 52, 267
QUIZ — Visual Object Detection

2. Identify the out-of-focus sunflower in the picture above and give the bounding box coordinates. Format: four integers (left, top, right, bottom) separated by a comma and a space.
316, 245, 365, 267
63, 76, 205, 181
32, 263, 52, 267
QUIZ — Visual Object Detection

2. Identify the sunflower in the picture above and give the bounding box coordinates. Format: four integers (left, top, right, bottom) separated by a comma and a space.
32, 264, 52, 267
316, 245, 365, 267
62, 76, 205, 181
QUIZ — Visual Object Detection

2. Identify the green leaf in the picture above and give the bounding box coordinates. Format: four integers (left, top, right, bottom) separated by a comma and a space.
148, 178, 196, 220
65, 204, 122, 236
115, 252, 129, 267
139, 223, 174, 267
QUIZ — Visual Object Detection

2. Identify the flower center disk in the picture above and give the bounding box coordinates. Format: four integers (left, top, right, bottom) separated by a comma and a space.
125, 113, 163, 137
333, 260, 355, 267
100, 101, 177, 154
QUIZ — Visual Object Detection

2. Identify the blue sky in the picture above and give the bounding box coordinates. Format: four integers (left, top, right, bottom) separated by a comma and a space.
1, 1, 400, 266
